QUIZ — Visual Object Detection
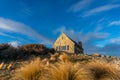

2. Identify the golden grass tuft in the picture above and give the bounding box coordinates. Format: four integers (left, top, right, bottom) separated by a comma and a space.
0, 62, 4, 70
42, 58, 50, 66
13, 57, 48, 80
48, 61, 93, 80
87, 60, 120, 80
54, 52, 60, 57
59, 53, 69, 62
50, 54, 56, 61
7, 63, 13, 70
11, 56, 120, 80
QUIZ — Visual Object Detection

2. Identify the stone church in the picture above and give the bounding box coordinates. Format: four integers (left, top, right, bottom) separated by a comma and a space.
53, 32, 84, 54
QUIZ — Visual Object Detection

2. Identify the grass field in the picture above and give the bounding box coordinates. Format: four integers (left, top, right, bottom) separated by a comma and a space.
0, 52, 120, 80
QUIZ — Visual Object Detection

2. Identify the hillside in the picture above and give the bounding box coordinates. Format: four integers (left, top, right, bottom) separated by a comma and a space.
0, 43, 120, 80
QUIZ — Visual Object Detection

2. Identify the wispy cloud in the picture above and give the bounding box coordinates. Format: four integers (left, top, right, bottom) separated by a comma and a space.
109, 20, 120, 26
109, 37, 120, 43
67, 0, 92, 13
83, 4, 120, 16
0, 17, 52, 44
68, 0, 120, 18
109, 0, 120, 4
19, 0, 34, 17
53, 26, 66, 34
54, 26, 109, 43
0, 32, 15, 38
97, 43, 120, 56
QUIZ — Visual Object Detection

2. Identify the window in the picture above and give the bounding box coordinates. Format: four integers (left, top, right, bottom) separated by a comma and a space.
60, 46, 66, 50
67, 45, 69, 50
57, 46, 69, 51
56, 46, 58, 51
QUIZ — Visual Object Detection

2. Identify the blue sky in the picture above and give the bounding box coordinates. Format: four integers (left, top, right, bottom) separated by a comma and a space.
0, 0, 120, 56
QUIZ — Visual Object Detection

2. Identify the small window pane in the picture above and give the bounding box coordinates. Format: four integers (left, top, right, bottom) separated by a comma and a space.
56, 46, 58, 50
67, 45, 69, 50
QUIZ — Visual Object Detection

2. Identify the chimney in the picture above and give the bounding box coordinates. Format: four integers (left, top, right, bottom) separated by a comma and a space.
78, 41, 82, 47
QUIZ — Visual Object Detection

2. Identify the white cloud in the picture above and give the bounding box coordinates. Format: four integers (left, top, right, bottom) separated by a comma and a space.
8, 41, 19, 47
109, 21, 120, 26
109, 37, 120, 43
67, 0, 92, 13
83, 4, 120, 16
0, 17, 52, 45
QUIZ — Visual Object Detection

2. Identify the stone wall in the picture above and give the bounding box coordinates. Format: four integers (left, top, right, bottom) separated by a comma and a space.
53, 33, 75, 53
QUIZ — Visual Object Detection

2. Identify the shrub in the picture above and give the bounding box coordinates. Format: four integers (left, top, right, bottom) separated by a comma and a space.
0, 44, 20, 61
0, 43, 54, 62
0, 43, 10, 51
20, 44, 51, 56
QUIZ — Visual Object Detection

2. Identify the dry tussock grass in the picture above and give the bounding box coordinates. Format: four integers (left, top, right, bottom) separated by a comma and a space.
41, 58, 50, 66
50, 53, 60, 61
50, 54, 56, 61
7, 63, 13, 70
12, 60, 93, 80
11, 56, 120, 80
87, 60, 120, 80
0, 62, 4, 69
59, 53, 69, 62
13, 57, 48, 80
48, 61, 93, 80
